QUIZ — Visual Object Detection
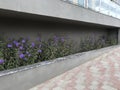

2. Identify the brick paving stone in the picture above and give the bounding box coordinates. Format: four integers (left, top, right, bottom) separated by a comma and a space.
30, 47, 120, 90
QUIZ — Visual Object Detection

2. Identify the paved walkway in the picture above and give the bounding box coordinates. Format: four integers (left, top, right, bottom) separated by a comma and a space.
30, 47, 120, 90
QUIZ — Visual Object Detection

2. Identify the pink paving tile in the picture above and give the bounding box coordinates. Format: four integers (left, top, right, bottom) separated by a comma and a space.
30, 47, 120, 90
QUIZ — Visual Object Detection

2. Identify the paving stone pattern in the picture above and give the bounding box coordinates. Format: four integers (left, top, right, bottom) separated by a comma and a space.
30, 47, 120, 90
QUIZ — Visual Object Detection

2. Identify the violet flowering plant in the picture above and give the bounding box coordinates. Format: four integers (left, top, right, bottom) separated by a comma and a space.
19, 53, 25, 59
31, 42, 35, 47
7, 44, 12, 48
22, 39, 26, 43
38, 49, 42, 53
13, 41, 20, 47
0, 34, 117, 71
0, 59, 4, 64
2, 36, 94, 70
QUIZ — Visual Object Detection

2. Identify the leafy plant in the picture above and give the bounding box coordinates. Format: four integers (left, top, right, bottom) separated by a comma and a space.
0, 34, 117, 71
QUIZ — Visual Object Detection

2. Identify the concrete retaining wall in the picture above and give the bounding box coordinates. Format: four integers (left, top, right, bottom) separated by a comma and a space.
0, 45, 119, 90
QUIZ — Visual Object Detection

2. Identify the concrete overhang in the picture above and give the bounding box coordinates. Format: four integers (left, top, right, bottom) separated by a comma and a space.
0, 0, 120, 28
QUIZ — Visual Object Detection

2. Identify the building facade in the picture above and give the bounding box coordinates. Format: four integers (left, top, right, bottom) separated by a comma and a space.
0, 0, 119, 45
66, 0, 120, 19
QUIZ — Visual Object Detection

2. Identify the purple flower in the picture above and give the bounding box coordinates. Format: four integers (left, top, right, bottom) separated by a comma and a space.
13, 41, 19, 47
31, 42, 35, 47
13, 40, 17, 44
61, 37, 65, 42
0, 59, 4, 64
15, 42, 20, 47
26, 51, 29, 54
7, 44, 12, 48
19, 46, 23, 50
38, 50, 42, 53
22, 39, 26, 43
19, 54, 25, 59
54, 36, 59, 42
28, 54, 31, 57
25, 51, 31, 57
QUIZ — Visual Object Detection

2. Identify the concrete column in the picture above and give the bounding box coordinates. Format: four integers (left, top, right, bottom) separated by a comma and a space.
118, 29, 120, 44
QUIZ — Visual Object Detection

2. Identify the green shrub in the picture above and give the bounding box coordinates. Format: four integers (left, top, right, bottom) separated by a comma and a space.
0, 34, 117, 71
0, 35, 74, 70
78, 36, 117, 52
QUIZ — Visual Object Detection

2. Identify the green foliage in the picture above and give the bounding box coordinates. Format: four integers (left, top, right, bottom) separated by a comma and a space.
0, 41, 5, 70
0, 34, 118, 71
40, 36, 73, 61
0, 35, 74, 71
78, 36, 118, 52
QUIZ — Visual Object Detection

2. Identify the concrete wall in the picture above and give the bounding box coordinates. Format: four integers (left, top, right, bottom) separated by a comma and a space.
0, 0, 120, 28
107, 28, 118, 41
0, 17, 111, 45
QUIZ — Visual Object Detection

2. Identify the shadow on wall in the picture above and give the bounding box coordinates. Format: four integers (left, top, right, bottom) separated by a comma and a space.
0, 16, 118, 47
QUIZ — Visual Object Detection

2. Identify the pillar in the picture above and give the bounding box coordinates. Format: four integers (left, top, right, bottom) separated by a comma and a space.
118, 28, 120, 44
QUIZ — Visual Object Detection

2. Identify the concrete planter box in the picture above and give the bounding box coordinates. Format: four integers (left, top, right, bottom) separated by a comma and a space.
0, 45, 118, 90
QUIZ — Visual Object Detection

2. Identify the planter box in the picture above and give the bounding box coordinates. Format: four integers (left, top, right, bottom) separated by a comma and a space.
0, 45, 118, 90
